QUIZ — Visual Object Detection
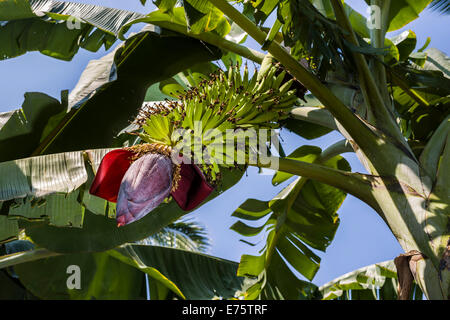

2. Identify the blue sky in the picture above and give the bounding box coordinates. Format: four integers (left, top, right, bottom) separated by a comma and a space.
0, 1, 448, 288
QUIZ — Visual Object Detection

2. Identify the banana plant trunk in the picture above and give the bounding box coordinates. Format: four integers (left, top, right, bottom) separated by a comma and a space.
377, 176, 448, 299
352, 136, 449, 300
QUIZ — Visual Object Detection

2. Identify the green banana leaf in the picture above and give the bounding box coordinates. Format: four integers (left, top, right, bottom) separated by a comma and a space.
0, 269, 36, 299
429, 0, 450, 14
319, 260, 423, 300
13, 250, 147, 300
363, 0, 433, 32
271, 146, 322, 185
240, 0, 279, 25
422, 47, 450, 77
0, 0, 144, 34
0, 221, 210, 300
391, 30, 417, 62
282, 117, 334, 141
309, 0, 371, 38
6, 243, 253, 300
0, 92, 67, 163
142, 0, 231, 36
153, 0, 177, 12
389, 48, 450, 155
0, 0, 147, 60
183, 0, 231, 36
231, 148, 350, 299
0, 216, 19, 244
275, 0, 437, 141
108, 244, 254, 299
279, 0, 346, 73
0, 149, 96, 203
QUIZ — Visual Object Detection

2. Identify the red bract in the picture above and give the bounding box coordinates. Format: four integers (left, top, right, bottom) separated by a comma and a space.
89, 149, 135, 202
171, 163, 214, 211
89, 148, 215, 227
116, 153, 173, 227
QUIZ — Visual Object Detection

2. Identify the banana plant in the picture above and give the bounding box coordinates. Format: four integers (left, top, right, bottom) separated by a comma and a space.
0, 0, 449, 300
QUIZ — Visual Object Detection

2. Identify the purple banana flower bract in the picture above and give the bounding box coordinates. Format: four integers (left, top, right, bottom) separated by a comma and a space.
116, 153, 173, 226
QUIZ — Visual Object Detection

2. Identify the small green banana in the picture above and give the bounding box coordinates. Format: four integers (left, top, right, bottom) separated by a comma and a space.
279, 78, 295, 95
245, 111, 279, 124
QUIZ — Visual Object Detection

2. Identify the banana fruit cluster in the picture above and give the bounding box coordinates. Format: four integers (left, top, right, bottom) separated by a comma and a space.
135, 61, 300, 179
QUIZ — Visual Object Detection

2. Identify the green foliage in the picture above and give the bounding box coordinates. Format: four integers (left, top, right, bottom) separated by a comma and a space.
0, 0, 146, 60
11, 241, 249, 300
389, 47, 450, 157
0, 216, 19, 245
429, 0, 450, 14
183, 0, 230, 35
282, 118, 333, 140
0, 269, 36, 299
241, 0, 279, 25
320, 260, 424, 300
15, 251, 147, 299
391, 31, 418, 62
278, 0, 348, 76
154, 0, 177, 12
271, 146, 322, 185
2, 241, 250, 299
377, 0, 433, 32
0, 92, 66, 162
0, 221, 227, 300
110, 244, 252, 299
231, 148, 350, 299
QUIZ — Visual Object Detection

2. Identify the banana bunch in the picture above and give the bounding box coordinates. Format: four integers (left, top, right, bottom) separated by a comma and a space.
134, 60, 300, 179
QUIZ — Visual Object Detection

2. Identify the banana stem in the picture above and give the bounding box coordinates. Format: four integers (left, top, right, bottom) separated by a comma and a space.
253, 156, 379, 211
122, 16, 266, 64
369, 0, 394, 113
